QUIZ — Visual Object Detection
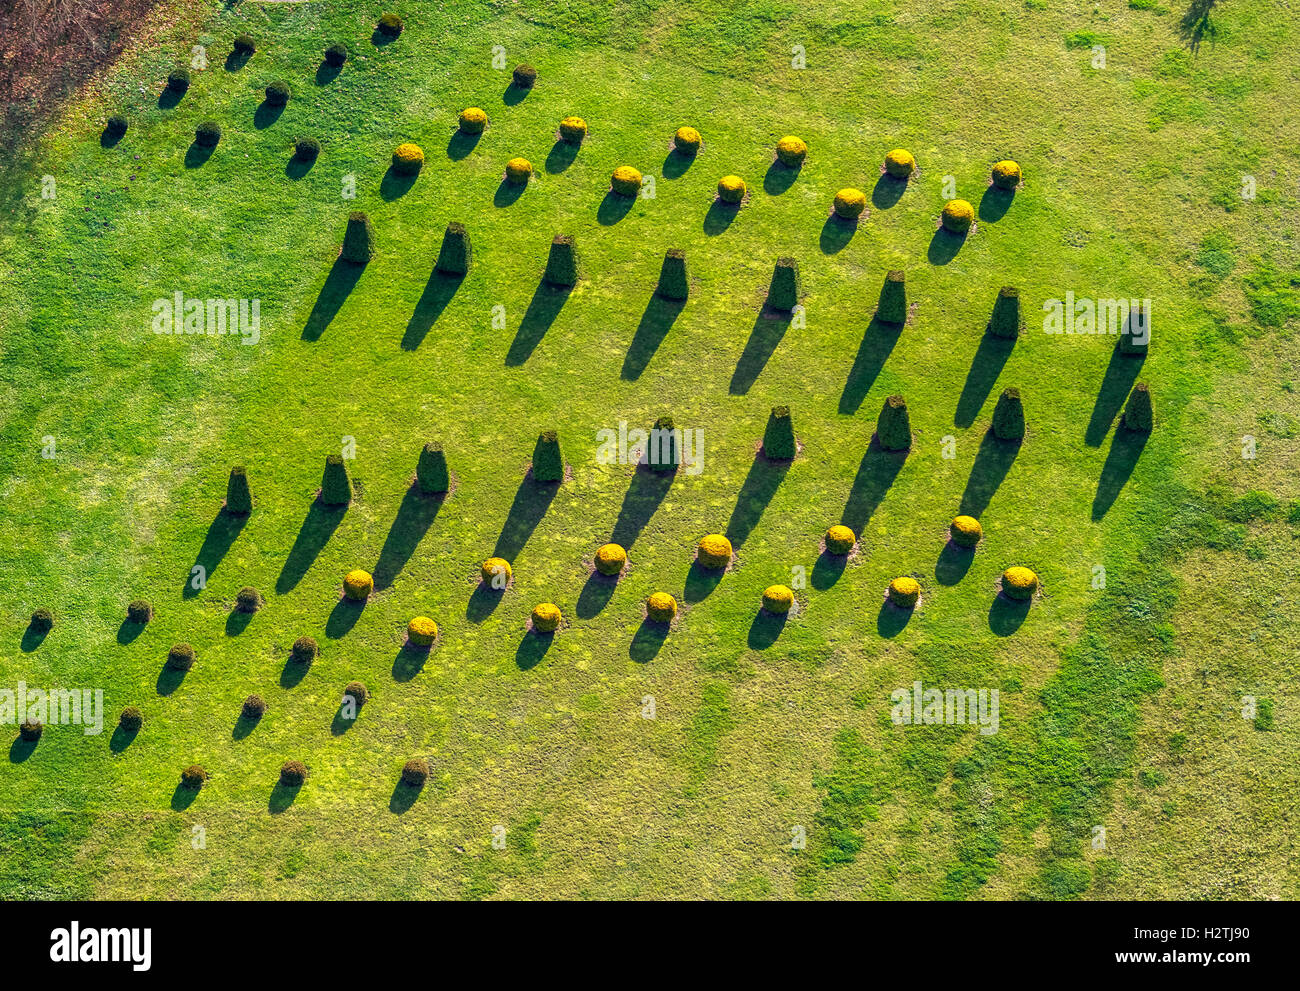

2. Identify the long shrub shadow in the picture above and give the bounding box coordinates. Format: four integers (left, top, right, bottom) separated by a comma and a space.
546, 139, 579, 173
959, 433, 1020, 517
371, 28, 396, 47
515, 630, 553, 670
629, 620, 669, 663
253, 100, 284, 129
171, 783, 199, 811
325, 598, 364, 640
621, 294, 685, 380
663, 149, 693, 180
277, 502, 345, 594
877, 600, 913, 638
763, 161, 799, 195
156, 664, 187, 697
390, 781, 421, 814
116, 619, 146, 645
301, 257, 365, 341
184, 141, 214, 169
494, 477, 559, 560
928, 228, 966, 265
747, 610, 787, 649
315, 60, 342, 85
503, 81, 529, 105
703, 199, 740, 236
374, 487, 445, 590
610, 466, 674, 548
935, 542, 975, 586
285, 154, 315, 180
726, 454, 791, 549
225, 609, 254, 637
100, 127, 124, 149
446, 130, 481, 161
9, 737, 36, 763
955, 333, 1016, 428
330, 703, 359, 736
466, 584, 505, 623
841, 441, 907, 533
598, 191, 636, 226
392, 644, 429, 682
183, 510, 248, 599
683, 560, 724, 604
979, 186, 1015, 223
871, 175, 906, 210
225, 50, 252, 72
506, 282, 570, 365
839, 316, 902, 414
232, 712, 260, 741
493, 179, 526, 207
381, 166, 417, 201
1092, 428, 1150, 520
268, 781, 301, 814
157, 87, 183, 110
729, 309, 792, 395
20, 623, 48, 652
280, 657, 310, 689
402, 272, 463, 350
109, 724, 139, 753
989, 594, 1031, 636
576, 573, 618, 619
1085, 344, 1146, 446
820, 215, 857, 254
811, 551, 848, 590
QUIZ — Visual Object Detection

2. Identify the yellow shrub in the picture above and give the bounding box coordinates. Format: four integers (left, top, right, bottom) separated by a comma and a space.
673, 126, 701, 154
950, 515, 982, 548
559, 116, 587, 143
762, 584, 794, 614
991, 159, 1022, 190
611, 165, 643, 196
407, 616, 438, 646
884, 148, 916, 178
392, 142, 424, 175
717, 175, 746, 204
833, 187, 867, 219
531, 602, 562, 633
480, 557, 512, 587
646, 592, 677, 623
887, 576, 921, 608
343, 569, 373, 601
941, 199, 975, 234
458, 107, 488, 134
825, 524, 856, 555
594, 543, 627, 576
1002, 566, 1039, 600
505, 157, 532, 184
775, 135, 807, 167
696, 534, 733, 569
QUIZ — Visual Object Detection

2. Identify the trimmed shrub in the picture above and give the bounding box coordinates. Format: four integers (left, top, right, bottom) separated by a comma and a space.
717, 174, 746, 204
241, 695, 266, 719
559, 116, 587, 143
887, 576, 921, 608
392, 142, 424, 175
290, 636, 318, 665
18, 719, 42, 742
833, 187, 867, 219
656, 248, 689, 300
180, 765, 207, 789
531, 430, 564, 482
876, 394, 912, 452
991, 159, 1022, 190
265, 81, 290, 106
950, 515, 983, 548
29, 607, 53, 633
459, 106, 488, 134
324, 43, 348, 67
989, 286, 1021, 338
611, 165, 643, 197
104, 115, 128, 140
543, 234, 579, 287
762, 405, 796, 460
697, 534, 733, 570
646, 416, 679, 473
1122, 382, 1154, 432
320, 453, 353, 505
416, 441, 451, 494
505, 156, 533, 184
673, 126, 702, 154
233, 34, 256, 56
884, 148, 915, 179
342, 569, 373, 601
767, 257, 801, 311
512, 64, 537, 88
407, 616, 438, 647
594, 543, 627, 576
531, 602, 562, 633
166, 643, 195, 671
1001, 566, 1039, 600
877, 270, 907, 325
279, 760, 308, 786
762, 584, 795, 614
941, 199, 975, 234
646, 592, 677, 624
401, 758, 429, 787
225, 465, 252, 514
340, 211, 376, 264
126, 600, 153, 624
481, 557, 512, 587
194, 121, 221, 148
166, 68, 190, 93
992, 387, 1026, 441
119, 707, 143, 732
825, 525, 856, 556
377, 13, 404, 37
775, 135, 807, 167
435, 222, 472, 275
343, 682, 369, 706
295, 137, 320, 161
235, 586, 263, 613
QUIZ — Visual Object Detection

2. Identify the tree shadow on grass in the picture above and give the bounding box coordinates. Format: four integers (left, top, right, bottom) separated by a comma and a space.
392, 644, 429, 682
811, 551, 848, 590
506, 281, 570, 365
402, 272, 463, 350
928, 228, 966, 265
171, 783, 199, 811
253, 99, 284, 129
597, 191, 635, 226
959, 433, 1020, 518
466, 584, 505, 623
390, 780, 421, 814
546, 139, 579, 173
935, 542, 975, 586
268, 781, 301, 814
494, 477, 559, 560
20, 623, 48, 652
663, 148, 693, 180
871, 174, 906, 210
1180, 0, 1220, 52
156, 664, 188, 697
763, 160, 800, 195
381, 166, 417, 201
683, 560, 724, 604
232, 711, 260, 741
493, 179, 526, 208
747, 609, 787, 649
515, 630, 553, 670
1085, 343, 1146, 446
989, 594, 1031, 636
315, 60, 341, 85
726, 454, 791, 549
446, 130, 481, 161
842, 441, 907, 533
819, 214, 857, 254
285, 154, 316, 180
979, 186, 1015, 223
610, 466, 674, 548
703, 199, 740, 236
183, 510, 248, 599
374, 487, 445, 590
277, 502, 345, 594
116, 619, 146, 645
839, 316, 903, 414
621, 294, 685, 380
1092, 427, 1150, 520
629, 619, 669, 663
301, 257, 365, 341
877, 600, 914, 638
184, 141, 215, 169
729, 309, 792, 395
955, 333, 1016, 428
225, 608, 254, 637
9, 737, 36, 763
576, 573, 618, 619
325, 598, 364, 640
109, 724, 138, 753
503, 81, 529, 105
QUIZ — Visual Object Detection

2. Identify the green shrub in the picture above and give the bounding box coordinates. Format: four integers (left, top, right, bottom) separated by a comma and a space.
324, 43, 347, 67
126, 600, 152, 624
877, 270, 907, 324
989, 286, 1021, 338
646, 416, 679, 473
225, 465, 252, 514
767, 257, 801, 311
265, 81, 290, 106
532, 430, 564, 482
235, 586, 263, 613
320, 454, 353, 505
344, 682, 369, 706
544, 234, 579, 287
166, 68, 190, 93
233, 34, 256, 55
377, 13, 404, 37
294, 137, 320, 161
416, 441, 450, 493
166, 643, 195, 671
435, 221, 471, 275
992, 387, 1026, 441
401, 758, 429, 787
1122, 382, 1154, 432
29, 607, 53, 632
290, 636, 318, 664
1118, 313, 1150, 354
876, 395, 912, 451
241, 695, 266, 719
656, 248, 688, 300
512, 64, 537, 88
340, 211, 376, 264
119, 707, 143, 732
104, 115, 128, 140
763, 405, 796, 460
279, 760, 308, 786
18, 719, 42, 742
194, 121, 222, 148
180, 765, 207, 789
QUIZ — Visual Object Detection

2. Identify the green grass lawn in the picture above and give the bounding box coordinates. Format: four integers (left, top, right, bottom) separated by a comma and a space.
0, 0, 1296, 899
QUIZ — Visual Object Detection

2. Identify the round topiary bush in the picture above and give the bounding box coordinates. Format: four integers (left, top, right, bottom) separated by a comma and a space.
884, 148, 916, 179
512, 64, 537, 89
950, 515, 983, 548
241, 695, 266, 719
324, 43, 348, 67
459, 107, 488, 134
775, 135, 807, 167
991, 159, 1022, 190
611, 165, 643, 197
392, 142, 424, 175
646, 592, 677, 624
717, 175, 746, 204
833, 187, 867, 219
180, 764, 207, 789
29, 607, 53, 633
104, 114, 128, 140
505, 156, 532, 184
825, 524, 856, 556
342, 569, 373, 601
291, 636, 318, 665
401, 758, 429, 787
18, 719, 42, 742
887, 576, 921, 608
235, 586, 263, 613
233, 34, 255, 56
407, 616, 438, 647
673, 126, 702, 154
941, 199, 975, 234
343, 682, 369, 706
265, 81, 291, 106
166, 643, 195, 671
377, 13, 404, 38
531, 603, 562, 633
279, 760, 308, 786
195, 121, 222, 148
1001, 566, 1039, 600
558, 116, 587, 143
696, 534, 733, 570
481, 557, 512, 587
119, 707, 143, 732
166, 68, 190, 93
127, 599, 153, 624
762, 584, 795, 614
295, 137, 320, 161
594, 543, 627, 576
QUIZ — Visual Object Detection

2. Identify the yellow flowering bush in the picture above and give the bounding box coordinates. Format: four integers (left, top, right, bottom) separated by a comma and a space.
887, 576, 921, 608
824, 525, 856, 556
646, 592, 677, 623
594, 543, 627, 576
392, 142, 424, 175
531, 602, 562, 633
343, 569, 373, 601
696, 534, 733, 569
407, 616, 438, 646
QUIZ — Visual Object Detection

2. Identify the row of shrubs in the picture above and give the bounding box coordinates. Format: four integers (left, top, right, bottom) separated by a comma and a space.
176, 755, 430, 794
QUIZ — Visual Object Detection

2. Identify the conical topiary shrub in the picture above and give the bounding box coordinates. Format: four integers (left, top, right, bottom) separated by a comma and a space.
991, 388, 1026, 441
877, 270, 907, 325
989, 286, 1021, 338
1121, 382, 1153, 432
435, 221, 471, 275
225, 466, 252, 514
531, 430, 564, 482
543, 234, 579, 288
762, 406, 796, 460
656, 248, 689, 301
876, 395, 912, 452
645, 416, 679, 473
340, 211, 376, 265
767, 257, 801, 311
416, 442, 450, 494
320, 454, 352, 506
